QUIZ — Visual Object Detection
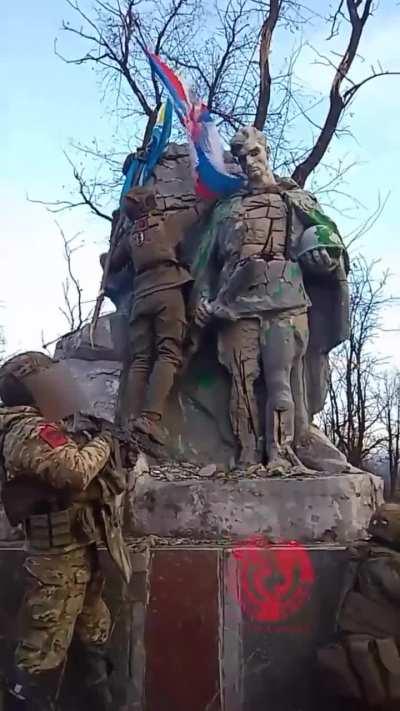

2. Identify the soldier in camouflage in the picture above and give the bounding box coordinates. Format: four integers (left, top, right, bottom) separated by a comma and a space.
319, 503, 400, 709
0, 352, 132, 710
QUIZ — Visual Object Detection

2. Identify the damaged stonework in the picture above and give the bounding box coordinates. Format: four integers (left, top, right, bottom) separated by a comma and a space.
191, 127, 350, 471
127, 461, 383, 543
56, 135, 355, 477
56, 313, 238, 465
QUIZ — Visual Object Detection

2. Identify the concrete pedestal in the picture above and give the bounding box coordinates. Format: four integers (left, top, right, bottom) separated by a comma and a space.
0, 472, 382, 710
129, 467, 383, 543
0, 542, 358, 711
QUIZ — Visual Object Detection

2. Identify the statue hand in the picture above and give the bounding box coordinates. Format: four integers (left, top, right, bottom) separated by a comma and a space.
194, 298, 213, 327
300, 248, 336, 273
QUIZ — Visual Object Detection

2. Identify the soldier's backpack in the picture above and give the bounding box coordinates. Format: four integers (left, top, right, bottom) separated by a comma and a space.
318, 543, 400, 707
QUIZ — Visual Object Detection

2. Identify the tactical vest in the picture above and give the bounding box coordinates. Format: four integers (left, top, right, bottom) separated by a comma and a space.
0, 431, 132, 584
318, 543, 400, 707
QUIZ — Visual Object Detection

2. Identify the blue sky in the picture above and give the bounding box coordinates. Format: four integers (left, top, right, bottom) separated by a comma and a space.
1, 0, 399, 363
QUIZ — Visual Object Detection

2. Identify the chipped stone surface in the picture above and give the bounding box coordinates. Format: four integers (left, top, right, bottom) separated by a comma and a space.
55, 314, 118, 361
66, 357, 121, 423
197, 464, 217, 478
128, 469, 383, 543
57, 314, 236, 462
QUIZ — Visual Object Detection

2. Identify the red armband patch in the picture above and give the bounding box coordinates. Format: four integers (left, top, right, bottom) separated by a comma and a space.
38, 424, 69, 449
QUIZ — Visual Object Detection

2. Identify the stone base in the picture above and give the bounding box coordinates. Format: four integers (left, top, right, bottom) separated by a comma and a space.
129, 468, 383, 543
0, 541, 362, 711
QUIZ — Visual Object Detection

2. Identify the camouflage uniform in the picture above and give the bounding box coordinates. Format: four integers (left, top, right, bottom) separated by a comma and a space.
0, 352, 131, 709
0, 405, 125, 672
17, 547, 110, 674
318, 503, 400, 709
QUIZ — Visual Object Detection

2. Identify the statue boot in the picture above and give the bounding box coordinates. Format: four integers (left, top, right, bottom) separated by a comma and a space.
132, 412, 167, 445
265, 404, 311, 475
131, 352, 180, 446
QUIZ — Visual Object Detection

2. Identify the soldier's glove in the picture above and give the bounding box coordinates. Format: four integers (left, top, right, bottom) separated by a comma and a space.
113, 425, 132, 447
101, 422, 139, 465
100, 421, 129, 443
69, 413, 103, 435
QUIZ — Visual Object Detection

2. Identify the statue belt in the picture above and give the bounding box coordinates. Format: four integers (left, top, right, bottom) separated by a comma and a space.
135, 259, 178, 275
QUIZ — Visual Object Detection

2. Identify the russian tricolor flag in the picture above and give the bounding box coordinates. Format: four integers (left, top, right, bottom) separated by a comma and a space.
146, 51, 244, 199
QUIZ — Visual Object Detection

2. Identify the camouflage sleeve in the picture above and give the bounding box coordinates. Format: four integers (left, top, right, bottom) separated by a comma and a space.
5, 416, 111, 492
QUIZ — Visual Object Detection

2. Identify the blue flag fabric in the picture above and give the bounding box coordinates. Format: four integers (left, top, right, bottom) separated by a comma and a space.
120, 98, 173, 203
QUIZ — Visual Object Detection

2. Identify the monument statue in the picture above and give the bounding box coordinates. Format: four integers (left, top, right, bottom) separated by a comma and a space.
190, 126, 350, 472
103, 185, 205, 446
91, 126, 352, 475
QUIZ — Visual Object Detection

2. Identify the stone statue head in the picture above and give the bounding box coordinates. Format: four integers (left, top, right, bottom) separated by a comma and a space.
230, 126, 275, 189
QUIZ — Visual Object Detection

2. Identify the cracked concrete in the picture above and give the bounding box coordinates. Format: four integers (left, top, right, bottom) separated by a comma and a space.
127, 464, 383, 543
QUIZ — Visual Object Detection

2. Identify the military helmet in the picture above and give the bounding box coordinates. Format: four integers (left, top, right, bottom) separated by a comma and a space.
368, 503, 400, 545
0, 352, 53, 406
0, 351, 87, 420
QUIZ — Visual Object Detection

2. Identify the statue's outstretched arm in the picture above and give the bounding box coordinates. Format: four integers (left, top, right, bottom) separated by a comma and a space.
107, 233, 130, 273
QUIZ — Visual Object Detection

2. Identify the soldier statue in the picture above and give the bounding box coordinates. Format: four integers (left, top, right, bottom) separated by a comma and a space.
105, 185, 205, 445
192, 126, 350, 471
0, 352, 132, 710
318, 502, 400, 709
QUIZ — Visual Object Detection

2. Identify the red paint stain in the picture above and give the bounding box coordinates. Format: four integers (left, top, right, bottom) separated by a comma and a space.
232, 537, 315, 623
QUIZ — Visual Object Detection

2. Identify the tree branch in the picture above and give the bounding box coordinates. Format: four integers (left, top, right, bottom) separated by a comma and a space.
28, 152, 113, 222
55, 221, 84, 331
292, 0, 374, 186
254, 0, 281, 130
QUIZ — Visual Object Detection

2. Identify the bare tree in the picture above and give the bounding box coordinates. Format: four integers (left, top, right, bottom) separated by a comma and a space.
43, 0, 399, 220
292, 1, 400, 187
377, 370, 400, 498
322, 258, 394, 468
40, 223, 95, 351
56, 222, 85, 332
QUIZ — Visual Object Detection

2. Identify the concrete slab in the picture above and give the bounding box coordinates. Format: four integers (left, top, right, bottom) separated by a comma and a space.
129, 470, 383, 543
